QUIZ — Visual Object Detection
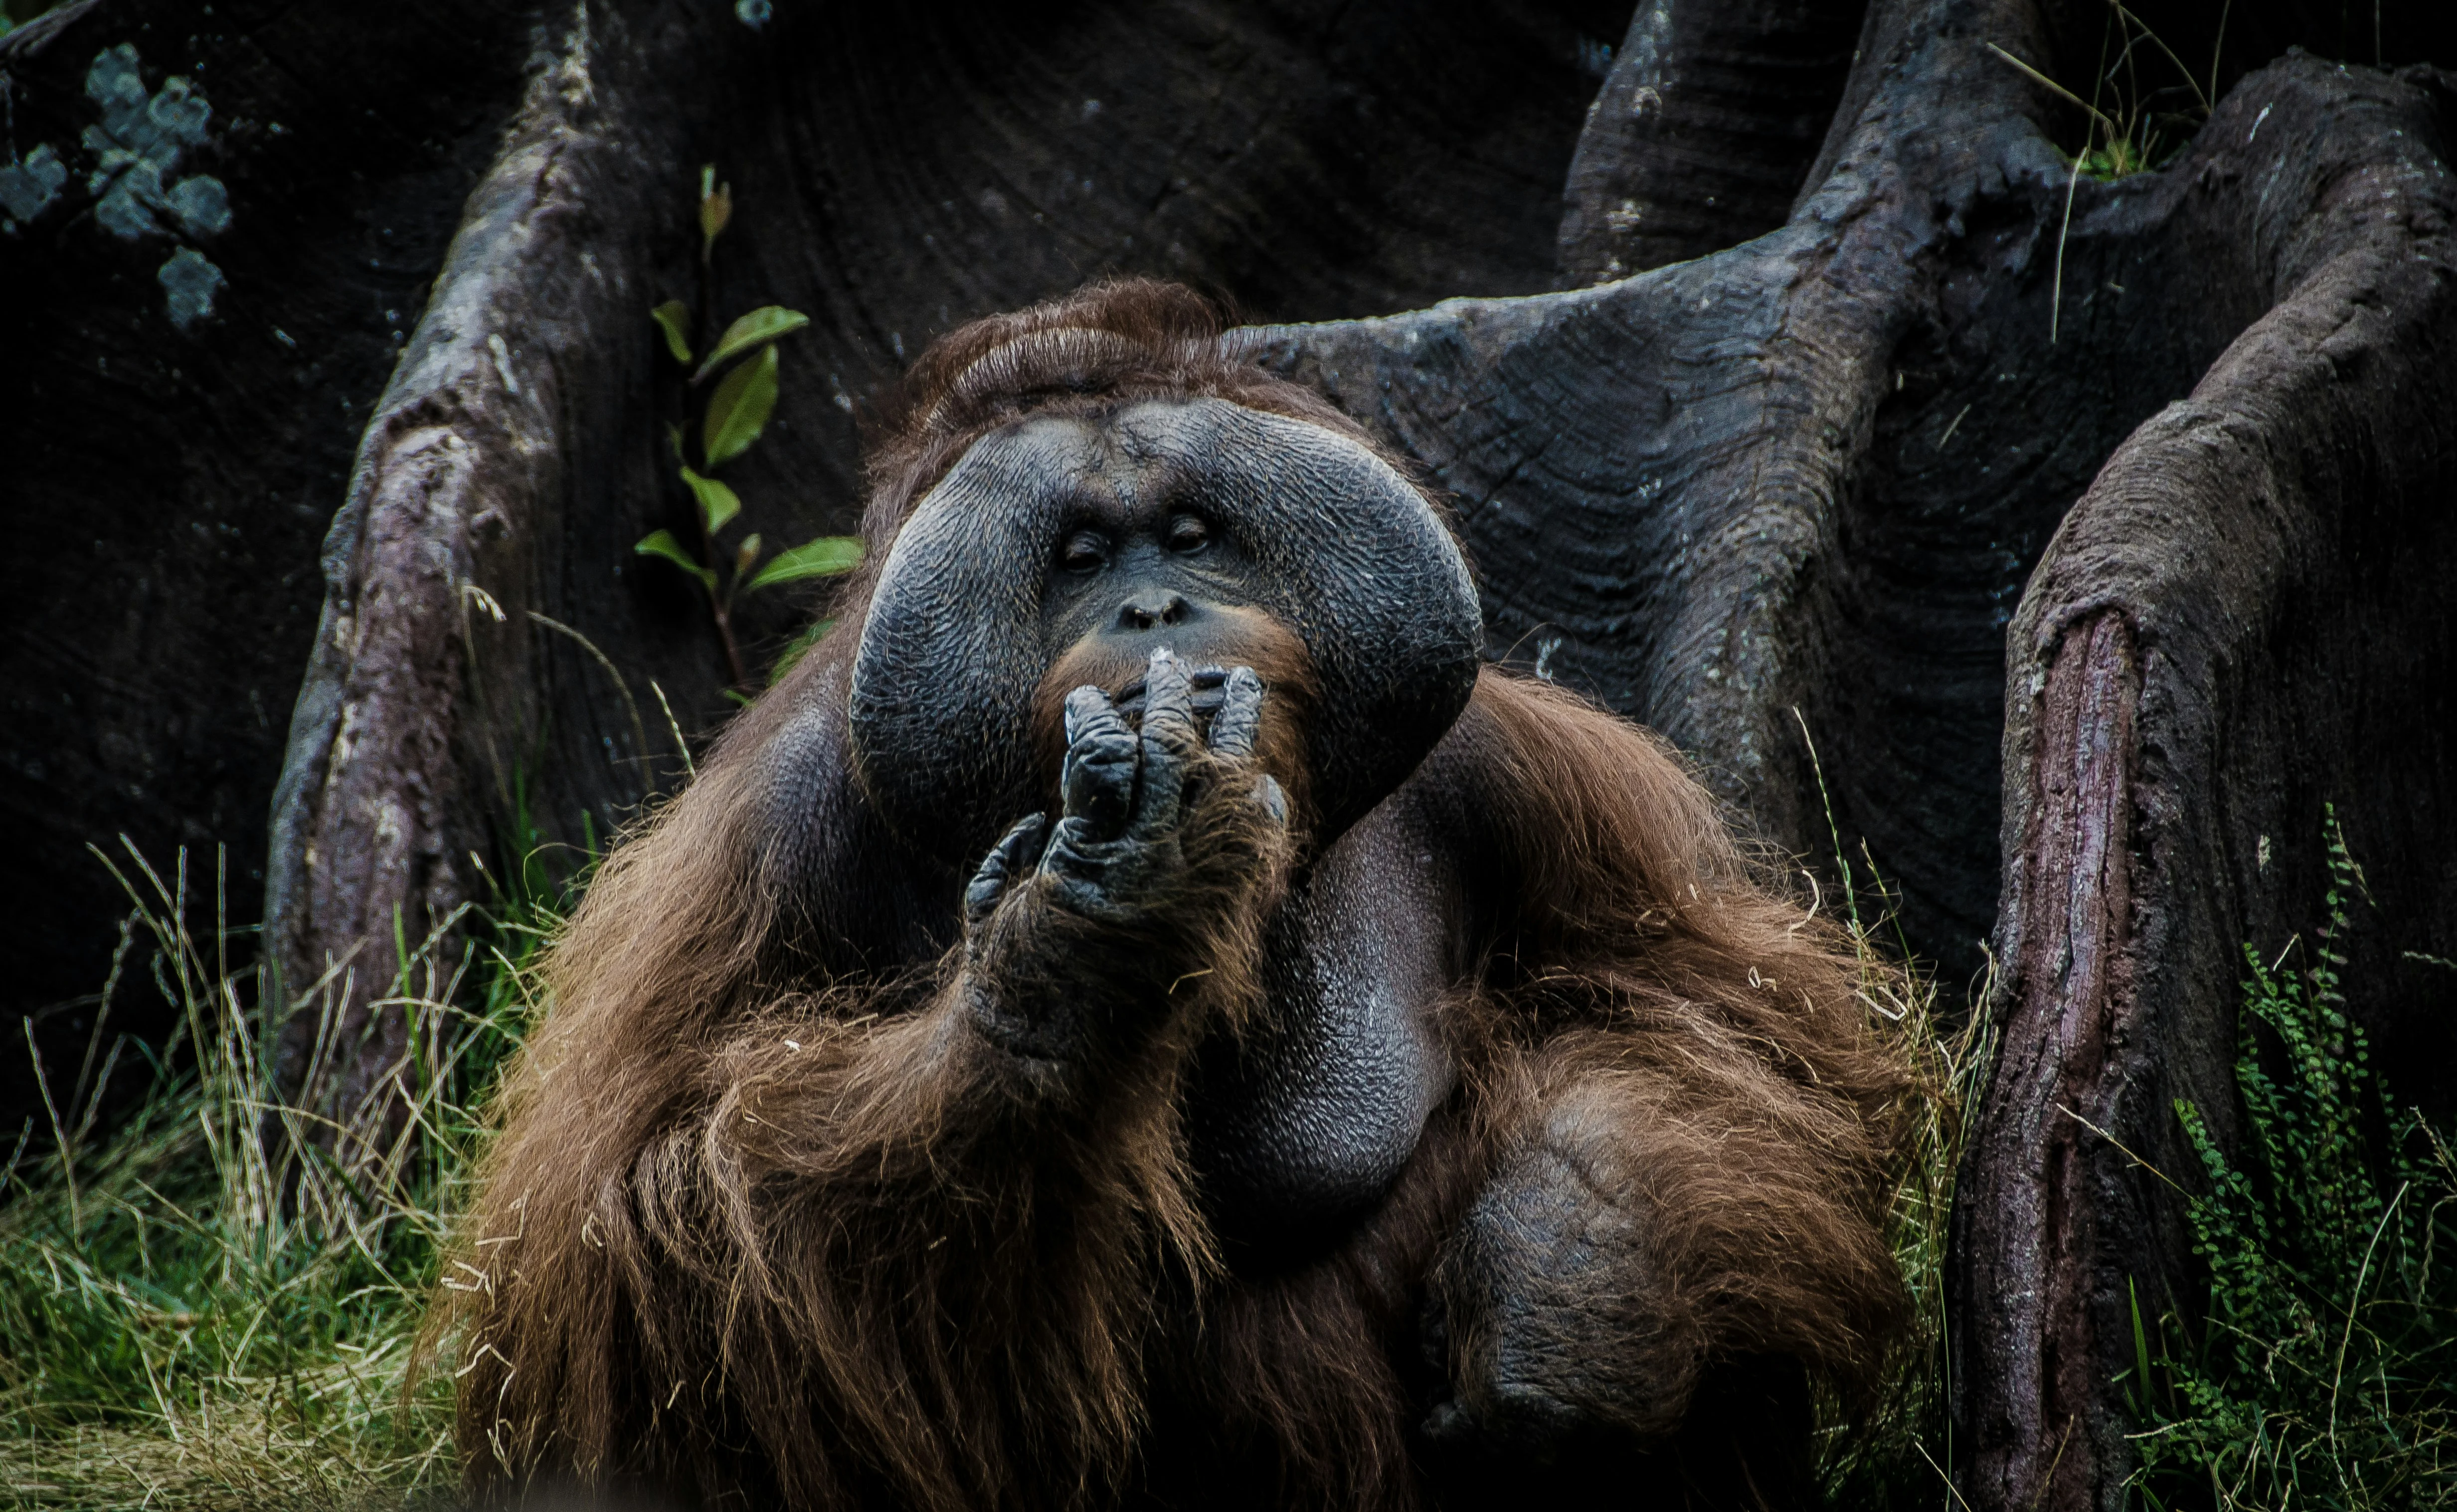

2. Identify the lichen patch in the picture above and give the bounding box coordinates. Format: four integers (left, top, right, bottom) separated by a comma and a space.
80, 43, 230, 243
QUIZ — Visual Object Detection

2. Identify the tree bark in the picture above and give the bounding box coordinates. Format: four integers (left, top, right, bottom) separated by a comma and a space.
1558, 0, 1867, 281
11, 0, 2456, 1507
1960, 64, 2457, 1504
1259, 19, 2457, 1506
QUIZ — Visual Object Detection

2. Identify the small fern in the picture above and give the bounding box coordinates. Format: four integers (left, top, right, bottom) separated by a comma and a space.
2129, 810, 2457, 1511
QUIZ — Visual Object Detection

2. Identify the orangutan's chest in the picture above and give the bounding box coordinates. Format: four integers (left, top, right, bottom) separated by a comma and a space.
1183, 826, 1456, 1254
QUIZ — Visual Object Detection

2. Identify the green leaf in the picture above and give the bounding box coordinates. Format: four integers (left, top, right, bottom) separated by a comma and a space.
733, 532, 763, 577
677, 466, 741, 536
744, 535, 864, 592
635, 529, 715, 596
702, 344, 779, 468
693, 306, 809, 383
650, 301, 693, 363
2129, 1277, 2155, 1417
769, 619, 836, 684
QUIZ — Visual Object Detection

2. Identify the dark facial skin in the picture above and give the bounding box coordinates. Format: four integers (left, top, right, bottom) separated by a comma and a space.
1042, 492, 1244, 670
843, 398, 1482, 1247
1023, 411, 1468, 1242
1029, 486, 1317, 819
849, 398, 1483, 868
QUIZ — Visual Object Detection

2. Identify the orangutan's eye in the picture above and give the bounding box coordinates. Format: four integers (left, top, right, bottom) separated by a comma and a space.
1165, 514, 1211, 554
1060, 530, 1109, 573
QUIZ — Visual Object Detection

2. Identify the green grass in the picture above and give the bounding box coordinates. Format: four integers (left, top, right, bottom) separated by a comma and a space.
0, 842, 554, 1511
0, 824, 1986, 1511
2125, 812, 2457, 1511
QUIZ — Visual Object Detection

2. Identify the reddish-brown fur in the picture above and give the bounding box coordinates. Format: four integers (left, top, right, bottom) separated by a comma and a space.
441, 282, 1922, 1511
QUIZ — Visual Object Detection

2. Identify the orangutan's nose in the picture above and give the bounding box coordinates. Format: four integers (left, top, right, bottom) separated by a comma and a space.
1114, 592, 1196, 632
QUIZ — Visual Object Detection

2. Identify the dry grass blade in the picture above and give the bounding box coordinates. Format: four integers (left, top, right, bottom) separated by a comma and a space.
1793, 706, 1997, 1506
2, 842, 554, 1512
1986, 42, 2123, 140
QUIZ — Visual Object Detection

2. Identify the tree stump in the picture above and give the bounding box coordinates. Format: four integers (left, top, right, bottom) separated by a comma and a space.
8, 1, 2456, 1507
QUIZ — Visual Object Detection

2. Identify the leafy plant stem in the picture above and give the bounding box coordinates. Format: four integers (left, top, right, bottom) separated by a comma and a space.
698, 509, 749, 688
635, 166, 861, 697
2129, 809, 2457, 1511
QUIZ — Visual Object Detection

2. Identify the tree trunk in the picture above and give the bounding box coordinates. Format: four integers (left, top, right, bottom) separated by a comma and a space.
8, 0, 2455, 1507
1258, 14, 2457, 1504
1958, 67, 2457, 1502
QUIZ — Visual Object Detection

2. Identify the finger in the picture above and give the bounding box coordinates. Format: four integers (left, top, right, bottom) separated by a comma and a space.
1252, 774, 1289, 827
1005, 811, 1051, 862
1140, 648, 1199, 749
963, 813, 1048, 924
1064, 683, 1126, 747
1036, 814, 1132, 918
1061, 685, 1139, 837
1208, 666, 1264, 760
1131, 649, 1196, 834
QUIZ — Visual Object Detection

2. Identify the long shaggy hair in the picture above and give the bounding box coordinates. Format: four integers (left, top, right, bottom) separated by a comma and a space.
438, 281, 1923, 1512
